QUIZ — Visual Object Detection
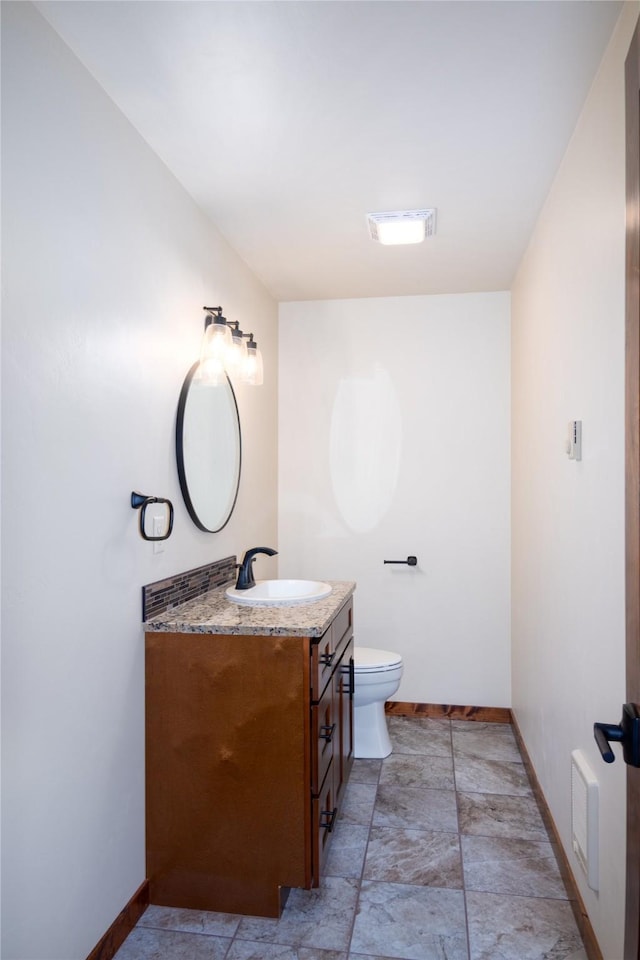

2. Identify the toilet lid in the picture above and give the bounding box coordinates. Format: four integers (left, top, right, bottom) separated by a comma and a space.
354, 646, 403, 672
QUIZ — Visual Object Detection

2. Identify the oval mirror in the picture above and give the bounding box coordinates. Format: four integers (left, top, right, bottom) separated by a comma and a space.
176, 362, 242, 532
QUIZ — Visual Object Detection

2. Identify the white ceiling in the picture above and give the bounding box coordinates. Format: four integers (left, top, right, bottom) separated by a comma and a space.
37, 1, 622, 302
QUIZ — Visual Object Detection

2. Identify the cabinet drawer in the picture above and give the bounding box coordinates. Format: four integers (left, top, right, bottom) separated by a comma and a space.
311, 762, 337, 883
311, 598, 353, 701
311, 680, 336, 796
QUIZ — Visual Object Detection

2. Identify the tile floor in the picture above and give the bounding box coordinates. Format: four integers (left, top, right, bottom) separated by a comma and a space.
114, 717, 588, 960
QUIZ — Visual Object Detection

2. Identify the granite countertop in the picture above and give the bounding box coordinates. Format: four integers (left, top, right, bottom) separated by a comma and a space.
144, 580, 356, 637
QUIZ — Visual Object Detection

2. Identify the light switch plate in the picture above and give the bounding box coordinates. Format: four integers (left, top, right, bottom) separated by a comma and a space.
153, 516, 165, 554
566, 420, 582, 461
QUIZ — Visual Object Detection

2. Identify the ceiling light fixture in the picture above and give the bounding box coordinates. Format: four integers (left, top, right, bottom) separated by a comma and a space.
367, 208, 436, 245
198, 306, 264, 386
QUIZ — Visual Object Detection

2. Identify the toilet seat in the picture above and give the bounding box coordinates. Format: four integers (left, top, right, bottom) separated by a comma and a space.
354, 646, 403, 673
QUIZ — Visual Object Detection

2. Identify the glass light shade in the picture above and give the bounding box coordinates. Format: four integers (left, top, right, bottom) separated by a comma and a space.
243, 341, 263, 386
225, 329, 248, 377
196, 355, 227, 386
200, 316, 232, 365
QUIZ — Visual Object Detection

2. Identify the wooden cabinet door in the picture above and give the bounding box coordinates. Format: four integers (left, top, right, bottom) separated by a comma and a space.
145, 631, 310, 918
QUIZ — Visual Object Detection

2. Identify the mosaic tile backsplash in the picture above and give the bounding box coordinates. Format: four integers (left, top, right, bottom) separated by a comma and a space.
142, 556, 236, 621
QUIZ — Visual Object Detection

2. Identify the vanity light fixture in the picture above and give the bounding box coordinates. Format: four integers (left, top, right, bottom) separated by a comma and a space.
367, 208, 436, 245
199, 306, 264, 386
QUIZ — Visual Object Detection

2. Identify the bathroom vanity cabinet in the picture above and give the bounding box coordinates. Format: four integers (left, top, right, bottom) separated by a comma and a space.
145, 588, 354, 918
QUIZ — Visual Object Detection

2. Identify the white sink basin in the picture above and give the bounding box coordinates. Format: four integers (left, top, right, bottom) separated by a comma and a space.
225, 579, 332, 606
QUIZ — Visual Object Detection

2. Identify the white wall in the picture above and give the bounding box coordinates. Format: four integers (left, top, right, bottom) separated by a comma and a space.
279, 293, 511, 707
1, 4, 278, 958
511, 5, 638, 958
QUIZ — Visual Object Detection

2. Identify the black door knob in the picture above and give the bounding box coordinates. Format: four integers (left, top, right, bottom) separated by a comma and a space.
594, 702, 640, 766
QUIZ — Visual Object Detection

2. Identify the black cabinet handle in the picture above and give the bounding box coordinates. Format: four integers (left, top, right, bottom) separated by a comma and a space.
320, 806, 338, 832
320, 723, 336, 743
320, 651, 336, 667
594, 703, 640, 766
384, 556, 417, 566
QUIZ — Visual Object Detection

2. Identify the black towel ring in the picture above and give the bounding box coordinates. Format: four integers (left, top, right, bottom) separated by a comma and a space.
131, 491, 174, 542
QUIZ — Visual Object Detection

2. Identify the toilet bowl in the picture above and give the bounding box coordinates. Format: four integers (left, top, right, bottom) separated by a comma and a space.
353, 646, 404, 759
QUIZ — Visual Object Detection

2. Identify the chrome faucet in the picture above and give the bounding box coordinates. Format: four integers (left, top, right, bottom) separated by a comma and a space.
235, 546, 278, 590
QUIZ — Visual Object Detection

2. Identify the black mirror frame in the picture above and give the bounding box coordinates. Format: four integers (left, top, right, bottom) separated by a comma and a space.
175, 361, 242, 533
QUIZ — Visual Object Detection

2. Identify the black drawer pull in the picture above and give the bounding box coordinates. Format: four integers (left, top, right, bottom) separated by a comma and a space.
320, 723, 336, 743
320, 806, 338, 832
320, 651, 336, 667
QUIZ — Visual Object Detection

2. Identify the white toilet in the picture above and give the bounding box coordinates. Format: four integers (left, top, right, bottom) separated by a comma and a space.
353, 646, 404, 758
